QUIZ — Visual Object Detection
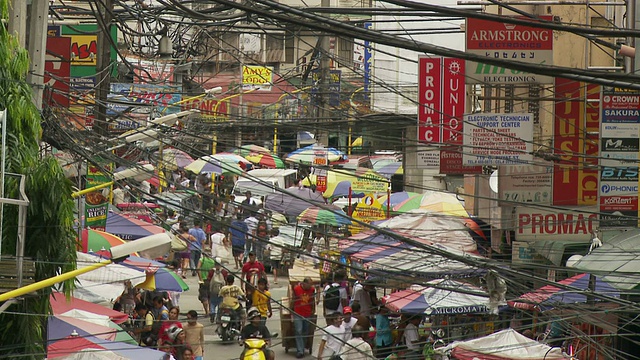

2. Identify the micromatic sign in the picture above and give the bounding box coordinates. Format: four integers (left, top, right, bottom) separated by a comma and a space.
516, 208, 597, 241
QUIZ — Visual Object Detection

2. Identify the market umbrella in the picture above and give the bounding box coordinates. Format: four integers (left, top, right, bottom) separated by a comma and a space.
443, 329, 566, 360
303, 167, 389, 198
233, 144, 273, 157
382, 279, 490, 315
376, 161, 403, 179
285, 144, 346, 165
75, 252, 146, 302
47, 335, 166, 359
378, 191, 420, 211
79, 229, 127, 253
572, 229, 640, 291
184, 155, 244, 175
368, 244, 484, 279
394, 190, 468, 217
135, 266, 189, 292
508, 273, 620, 312
297, 205, 352, 226
264, 187, 326, 217
213, 152, 252, 166
105, 212, 165, 240
48, 315, 136, 344
376, 211, 478, 253
50, 294, 129, 324
244, 151, 285, 169
154, 148, 194, 170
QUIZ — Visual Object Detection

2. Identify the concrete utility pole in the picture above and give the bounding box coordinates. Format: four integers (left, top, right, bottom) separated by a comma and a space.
8, 0, 27, 48
315, 0, 331, 146
95, 0, 114, 136
27, 0, 49, 111
635, 1, 640, 74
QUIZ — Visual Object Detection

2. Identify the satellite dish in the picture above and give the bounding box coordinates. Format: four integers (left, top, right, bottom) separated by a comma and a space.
566, 254, 584, 268
489, 170, 499, 193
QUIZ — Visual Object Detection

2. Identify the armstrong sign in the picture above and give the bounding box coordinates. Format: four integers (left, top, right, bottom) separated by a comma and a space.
516, 208, 598, 241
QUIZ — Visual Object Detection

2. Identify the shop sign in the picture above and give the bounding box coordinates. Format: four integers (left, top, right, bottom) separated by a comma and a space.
133, 60, 174, 84
499, 161, 552, 204
462, 113, 533, 165
242, 65, 274, 91
69, 35, 97, 66
417, 56, 442, 144
416, 149, 439, 169
516, 208, 598, 241
110, 83, 182, 115
350, 194, 386, 234
512, 241, 535, 264
465, 16, 553, 84
44, 37, 71, 108
84, 159, 113, 231
553, 79, 600, 206
181, 98, 226, 120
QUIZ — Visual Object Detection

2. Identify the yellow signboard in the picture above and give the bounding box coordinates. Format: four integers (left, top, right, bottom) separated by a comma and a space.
68, 35, 98, 66
242, 65, 274, 91
350, 194, 386, 234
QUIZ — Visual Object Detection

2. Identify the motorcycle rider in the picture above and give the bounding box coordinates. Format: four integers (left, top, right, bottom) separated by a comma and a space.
241, 307, 275, 360
219, 274, 246, 329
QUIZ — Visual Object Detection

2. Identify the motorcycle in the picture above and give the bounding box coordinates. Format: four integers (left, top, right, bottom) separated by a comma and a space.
239, 334, 279, 360
218, 306, 242, 343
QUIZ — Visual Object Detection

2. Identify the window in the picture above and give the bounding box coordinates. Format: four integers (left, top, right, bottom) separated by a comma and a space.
337, 37, 353, 65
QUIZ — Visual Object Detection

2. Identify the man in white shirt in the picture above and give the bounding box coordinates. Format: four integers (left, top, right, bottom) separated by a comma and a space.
317, 313, 346, 360
403, 316, 423, 359
267, 228, 286, 284
244, 214, 259, 259
338, 325, 374, 360
342, 306, 358, 342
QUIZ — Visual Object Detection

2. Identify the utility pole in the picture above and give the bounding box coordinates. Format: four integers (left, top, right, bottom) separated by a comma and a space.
26, 0, 49, 111
315, 0, 331, 147
8, 0, 27, 48
95, 0, 114, 137
635, 1, 640, 74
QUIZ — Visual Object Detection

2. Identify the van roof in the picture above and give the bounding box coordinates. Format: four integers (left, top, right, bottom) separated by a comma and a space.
245, 169, 297, 177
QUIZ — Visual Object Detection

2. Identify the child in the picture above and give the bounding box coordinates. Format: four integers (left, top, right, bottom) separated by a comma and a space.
251, 278, 273, 327
317, 312, 346, 360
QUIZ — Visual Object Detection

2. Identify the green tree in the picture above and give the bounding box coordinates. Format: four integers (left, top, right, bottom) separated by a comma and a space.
0, 0, 77, 357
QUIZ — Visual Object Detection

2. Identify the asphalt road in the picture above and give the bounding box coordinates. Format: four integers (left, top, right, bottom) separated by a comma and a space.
178, 269, 325, 360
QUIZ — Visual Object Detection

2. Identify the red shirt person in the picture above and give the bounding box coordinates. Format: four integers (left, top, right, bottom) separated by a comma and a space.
242, 252, 266, 306
290, 277, 316, 358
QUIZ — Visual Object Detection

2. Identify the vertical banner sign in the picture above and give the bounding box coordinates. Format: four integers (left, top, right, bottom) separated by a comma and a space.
599, 87, 640, 227
418, 57, 442, 144
552, 79, 600, 206
44, 37, 71, 108
84, 159, 113, 231
363, 22, 372, 101
439, 58, 483, 174
465, 16, 554, 84
313, 148, 329, 193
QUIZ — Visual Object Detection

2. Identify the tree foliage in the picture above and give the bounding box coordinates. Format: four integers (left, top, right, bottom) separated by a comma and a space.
0, 0, 77, 357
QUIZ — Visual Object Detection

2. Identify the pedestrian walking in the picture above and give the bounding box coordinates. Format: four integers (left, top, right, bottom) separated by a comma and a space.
291, 277, 316, 358
188, 220, 207, 276
229, 213, 248, 269
183, 310, 205, 360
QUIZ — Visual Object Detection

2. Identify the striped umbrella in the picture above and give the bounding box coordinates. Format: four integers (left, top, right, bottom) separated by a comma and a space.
154, 148, 194, 170
80, 229, 126, 253
378, 191, 420, 211
135, 266, 189, 292
285, 144, 346, 165
376, 162, 403, 178
297, 205, 352, 226
185, 155, 244, 175
244, 152, 285, 169
233, 144, 273, 157
394, 190, 468, 217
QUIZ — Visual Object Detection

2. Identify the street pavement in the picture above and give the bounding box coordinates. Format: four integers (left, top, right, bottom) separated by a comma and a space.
177, 268, 323, 360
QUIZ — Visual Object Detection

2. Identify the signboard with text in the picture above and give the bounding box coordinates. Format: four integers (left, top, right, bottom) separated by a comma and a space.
417, 57, 442, 146
462, 113, 533, 166
552, 79, 600, 206
499, 161, 553, 204
44, 37, 71, 108
599, 87, 640, 227
242, 65, 274, 91
516, 207, 598, 241
465, 16, 554, 84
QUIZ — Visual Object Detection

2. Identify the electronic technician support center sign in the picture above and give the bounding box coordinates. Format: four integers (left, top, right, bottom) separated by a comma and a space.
462, 113, 533, 166
599, 88, 640, 227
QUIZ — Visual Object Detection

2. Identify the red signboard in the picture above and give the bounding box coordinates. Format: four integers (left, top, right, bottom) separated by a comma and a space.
439, 58, 482, 174
316, 175, 327, 192
466, 17, 554, 51
552, 78, 600, 206
600, 196, 638, 211
44, 37, 71, 108
418, 57, 442, 144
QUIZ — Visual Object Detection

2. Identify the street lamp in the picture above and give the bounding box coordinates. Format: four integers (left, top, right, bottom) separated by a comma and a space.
0, 233, 172, 303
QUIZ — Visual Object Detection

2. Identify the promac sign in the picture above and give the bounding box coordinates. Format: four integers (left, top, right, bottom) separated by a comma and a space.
516, 208, 598, 241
